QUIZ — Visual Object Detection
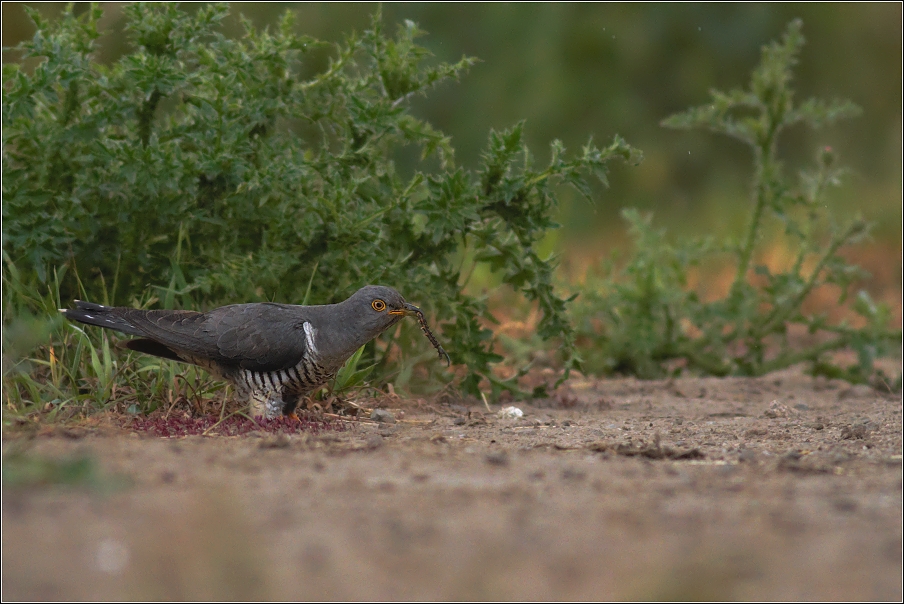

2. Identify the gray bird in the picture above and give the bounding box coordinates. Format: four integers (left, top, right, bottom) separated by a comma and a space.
60, 285, 450, 419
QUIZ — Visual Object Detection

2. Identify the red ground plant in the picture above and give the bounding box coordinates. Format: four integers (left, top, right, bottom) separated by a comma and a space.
127, 412, 340, 437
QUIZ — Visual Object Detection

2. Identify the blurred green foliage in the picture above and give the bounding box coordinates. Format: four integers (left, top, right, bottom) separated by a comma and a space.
4, 3, 900, 245
1, 443, 130, 492
2, 448, 98, 488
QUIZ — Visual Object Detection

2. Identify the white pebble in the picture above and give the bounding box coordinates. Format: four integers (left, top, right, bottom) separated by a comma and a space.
498, 406, 524, 419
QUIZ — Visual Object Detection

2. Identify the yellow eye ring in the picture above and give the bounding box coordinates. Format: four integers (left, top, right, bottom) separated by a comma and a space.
372, 299, 386, 312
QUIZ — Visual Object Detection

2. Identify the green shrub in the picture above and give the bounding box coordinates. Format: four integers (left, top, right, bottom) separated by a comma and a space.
2, 3, 639, 413
572, 20, 901, 389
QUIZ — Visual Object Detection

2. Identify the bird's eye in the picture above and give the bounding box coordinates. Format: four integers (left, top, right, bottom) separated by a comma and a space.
372, 299, 386, 312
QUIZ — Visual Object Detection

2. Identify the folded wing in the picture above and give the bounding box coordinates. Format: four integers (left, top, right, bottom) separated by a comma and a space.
65, 302, 311, 373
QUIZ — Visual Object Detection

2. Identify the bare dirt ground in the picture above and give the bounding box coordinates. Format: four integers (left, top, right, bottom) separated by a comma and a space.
3, 368, 902, 601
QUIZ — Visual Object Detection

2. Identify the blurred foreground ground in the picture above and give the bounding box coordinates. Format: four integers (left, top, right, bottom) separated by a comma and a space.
3, 368, 902, 600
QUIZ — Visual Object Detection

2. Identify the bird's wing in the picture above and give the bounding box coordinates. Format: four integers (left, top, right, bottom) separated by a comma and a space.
118, 303, 311, 372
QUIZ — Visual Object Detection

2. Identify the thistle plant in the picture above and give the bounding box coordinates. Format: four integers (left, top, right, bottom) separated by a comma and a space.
572, 20, 901, 389
3, 3, 638, 417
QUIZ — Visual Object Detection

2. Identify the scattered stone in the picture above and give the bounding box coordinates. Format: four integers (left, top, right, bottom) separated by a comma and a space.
738, 448, 757, 463
840, 423, 870, 440
561, 466, 586, 481
837, 384, 875, 400
587, 441, 704, 460
777, 450, 830, 474
763, 401, 795, 418
717, 464, 739, 477
259, 434, 291, 449
555, 393, 580, 408
467, 411, 488, 426
452, 417, 467, 426
833, 498, 858, 512
485, 451, 509, 466
371, 409, 396, 424
595, 398, 614, 410
364, 434, 384, 450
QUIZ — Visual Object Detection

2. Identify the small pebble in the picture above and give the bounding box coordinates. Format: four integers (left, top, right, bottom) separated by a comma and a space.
833, 498, 858, 512
840, 424, 869, 440
738, 448, 757, 463
371, 409, 396, 424
485, 451, 509, 466
561, 466, 586, 481
364, 434, 384, 450
259, 434, 291, 449
782, 450, 802, 461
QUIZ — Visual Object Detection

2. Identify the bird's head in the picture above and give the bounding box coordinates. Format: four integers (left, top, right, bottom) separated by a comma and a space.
336, 285, 450, 365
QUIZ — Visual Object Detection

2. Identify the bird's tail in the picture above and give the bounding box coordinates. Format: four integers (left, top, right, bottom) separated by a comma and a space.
60, 301, 146, 338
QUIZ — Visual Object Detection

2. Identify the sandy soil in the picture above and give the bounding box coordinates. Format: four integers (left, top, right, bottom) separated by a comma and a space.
3, 368, 902, 600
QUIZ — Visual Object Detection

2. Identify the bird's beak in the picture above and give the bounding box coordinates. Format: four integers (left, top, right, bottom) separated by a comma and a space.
388, 303, 421, 317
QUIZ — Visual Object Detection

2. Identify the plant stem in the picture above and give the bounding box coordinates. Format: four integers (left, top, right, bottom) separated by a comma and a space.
754, 221, 860, 340
756, 337, 850, 375
732, 160, 768, 296
137, 88, 162, 148
732, 117, 780, 297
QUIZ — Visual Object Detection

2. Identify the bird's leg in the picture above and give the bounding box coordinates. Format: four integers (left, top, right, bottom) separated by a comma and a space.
246, 390, 271, 419
281, 390, 301, 422
264, 395, 285, 420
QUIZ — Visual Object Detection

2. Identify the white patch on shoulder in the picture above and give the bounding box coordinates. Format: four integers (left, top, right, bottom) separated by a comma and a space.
303, 322, 319, 357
